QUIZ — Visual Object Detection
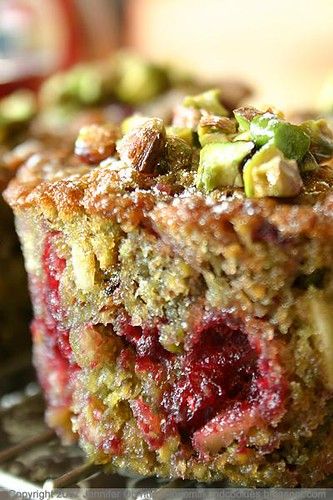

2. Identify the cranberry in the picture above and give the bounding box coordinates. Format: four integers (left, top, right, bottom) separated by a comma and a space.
117, 314, 171, 363
162, 315, 259, 436
116, 312, 287, 451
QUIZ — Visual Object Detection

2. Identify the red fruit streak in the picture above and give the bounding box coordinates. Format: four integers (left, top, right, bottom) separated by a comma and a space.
118, 313, 287, 452
32, 232, 78, 417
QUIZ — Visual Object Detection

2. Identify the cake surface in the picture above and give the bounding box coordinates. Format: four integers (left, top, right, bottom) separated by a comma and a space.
5, 91, 333, 486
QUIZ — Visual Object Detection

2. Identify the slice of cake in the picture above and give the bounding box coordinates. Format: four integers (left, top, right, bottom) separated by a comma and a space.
4, 90, 333, 486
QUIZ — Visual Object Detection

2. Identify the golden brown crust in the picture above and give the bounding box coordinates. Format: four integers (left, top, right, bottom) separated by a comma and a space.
6, 172, 333, 253
4, 139, 333, 243
152, 194, 333, 246
4, 167, 168, 230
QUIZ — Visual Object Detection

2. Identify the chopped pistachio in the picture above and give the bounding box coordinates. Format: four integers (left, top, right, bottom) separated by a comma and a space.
198, 129, 228, 146
299, 151, 319, 173
234, 106, 262, 132
114, 53, 169, 105
299, 119, 333, 164
74, 67, 105, 104
273, 123, 310, 161
250, 113, 310, 161
0, 90, 36, 122
198, 115, 236, 146
121, 114, 151, 135
40, 63, 111, 108
58, 65, 106, 105
0, 90, 37, 143
249, 113, 281, 145
117, 118, 166, 174
166, 126, 193, 145
199, 115, 236, 134
243, 144, 303, 198
234, 130, 252, 142
164, 64, 194, 87
162, 136, 193, 173
172, 105, 202, 130
183, 89, 228, 116
197, 141, 254, 192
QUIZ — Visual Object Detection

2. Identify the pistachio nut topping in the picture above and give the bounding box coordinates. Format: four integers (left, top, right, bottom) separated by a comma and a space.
73, 89, 333, 200
0, 90, 37, 144
243, 144, 303, 198
197, 141, 254, 191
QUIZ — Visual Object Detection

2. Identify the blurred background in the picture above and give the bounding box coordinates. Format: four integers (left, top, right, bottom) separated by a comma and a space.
1, 0, 333, 111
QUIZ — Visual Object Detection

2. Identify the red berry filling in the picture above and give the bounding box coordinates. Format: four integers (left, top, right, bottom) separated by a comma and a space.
162, 316, 259, 437
32, 235, 287, 456
42, 233, 66, 325
130, 399, 168, 450
32, 233, 78, 427
116, 315, 173, 382
117, 313, 287, 453
117, 316, 170, 361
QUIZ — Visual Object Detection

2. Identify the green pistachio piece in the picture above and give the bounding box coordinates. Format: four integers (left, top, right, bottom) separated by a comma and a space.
166, 126, 193, 145
0, 90, 37, 143
183, 89, 228, 116
250, 113, 310, 161
243, 143, 303, 198
198, 129, 229, 146
273, 123, 310, 161
234, 130, 252, 142
299, 151, 319, 173
233, 106, 262, 132
0, 90, 36, 122
73, 67, 104, 105
160, 136, 193, 173
117, 118, 166, 174
197, 141, 254, 192
114, 54, 169, 105
249, 113, 279, 146
121, 114, 151, 134
299, 119, 333, 164
40, 63, 113, 108
197, 115, 236, 146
